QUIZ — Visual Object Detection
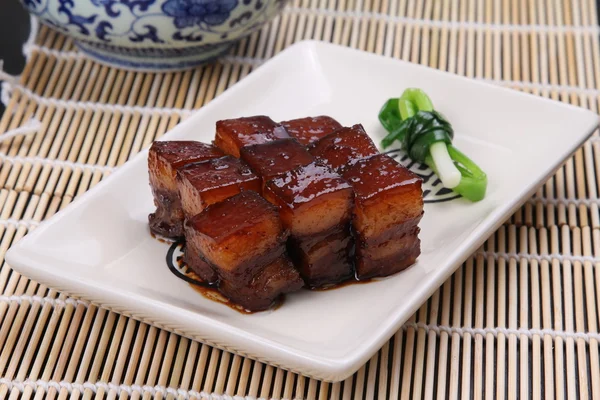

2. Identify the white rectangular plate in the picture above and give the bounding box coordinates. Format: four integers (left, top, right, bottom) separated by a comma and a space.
6, 40, 599, 382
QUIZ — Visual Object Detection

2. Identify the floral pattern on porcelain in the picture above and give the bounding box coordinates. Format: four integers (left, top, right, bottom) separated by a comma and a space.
21, 0, 286, 46
162, 0, 238, 29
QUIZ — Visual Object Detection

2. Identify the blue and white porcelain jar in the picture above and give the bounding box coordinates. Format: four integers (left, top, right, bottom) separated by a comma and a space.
20, 0, 289, 71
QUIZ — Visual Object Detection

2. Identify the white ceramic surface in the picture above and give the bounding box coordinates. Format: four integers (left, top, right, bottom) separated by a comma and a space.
6, 40, 599, 382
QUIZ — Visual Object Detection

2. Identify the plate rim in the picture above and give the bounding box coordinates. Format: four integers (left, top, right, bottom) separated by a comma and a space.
5, 39, 600, 382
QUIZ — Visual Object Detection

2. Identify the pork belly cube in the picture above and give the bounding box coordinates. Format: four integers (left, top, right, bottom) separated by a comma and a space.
308, 124, 379, 172
287, 228, 355, 288
214, 116, 290, 157
176, 156, 261, 219
218, 256, 304, 311
183, 241, 218, 284
281, 116, 343, 145
355, 231, 421, 279
148, 141, 225, 192
263, 162, 354, 237
148, 141, 224, 238
184, 191, 288, 283
341, 154, 424, 241
263, 162, 355, 287
239, 138, 314, 189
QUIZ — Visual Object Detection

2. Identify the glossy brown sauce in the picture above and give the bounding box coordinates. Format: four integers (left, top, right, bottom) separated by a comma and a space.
188, 279, 256, 314
309, 275, 373, 291
189, 282, 285, 314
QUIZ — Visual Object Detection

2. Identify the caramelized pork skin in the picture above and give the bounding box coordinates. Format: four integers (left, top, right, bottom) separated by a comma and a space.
239, 138, 314, 189
308, 124, 380, 172
148, 141, 224, 238
281, 116, 343, 145
214, 116, 290, 157
176, 155, 261, 219
264, 162, 356, 287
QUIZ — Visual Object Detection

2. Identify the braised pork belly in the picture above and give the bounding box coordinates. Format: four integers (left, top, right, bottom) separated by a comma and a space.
286, 228, 355, 288
239, 138, 314, 190
281, 116, 342, 145
148, 140, 224, 239
308, 124, 379, 172
263, 162, 355, 287
176, 155, 260, 219
147, 115, 424, 311
341, 154, 423, 279
214, 116, 290, 157
218, 255, 304, 311
239, 137, 355, 288
185, 191, 302, 310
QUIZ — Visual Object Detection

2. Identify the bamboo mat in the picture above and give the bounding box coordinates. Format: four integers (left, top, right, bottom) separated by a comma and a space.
1, 0, 600, 398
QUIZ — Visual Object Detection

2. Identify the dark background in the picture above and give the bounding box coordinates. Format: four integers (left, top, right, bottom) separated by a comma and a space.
0, 0, 31, 116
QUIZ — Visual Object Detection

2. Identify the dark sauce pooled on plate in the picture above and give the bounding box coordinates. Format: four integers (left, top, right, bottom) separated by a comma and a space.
189, 282, 285, 314
309, 275, 373, 291
187, 277, 258, 315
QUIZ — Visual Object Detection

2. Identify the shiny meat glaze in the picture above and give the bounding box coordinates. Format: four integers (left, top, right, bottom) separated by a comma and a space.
185, 191, 301, 311
263, 162, 354, 236
185, 191, 289, 282
148, 141, 224, 238
147, 115, 426, 311
341, 153, 423, 240
263, 161, 356, 287
176, 155, 260, 218
281, 116, 343, 145
240, 138, 314, 188
214, 116, 290, 157
341, 154, 423, 279
308, 124, 380, 172
150, 141, 225, 173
